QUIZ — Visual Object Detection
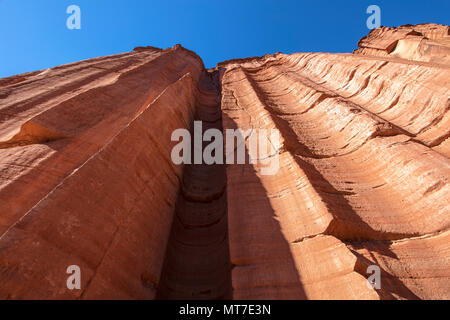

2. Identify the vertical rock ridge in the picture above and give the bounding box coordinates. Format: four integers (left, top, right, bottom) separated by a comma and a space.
0, 48, 204, 299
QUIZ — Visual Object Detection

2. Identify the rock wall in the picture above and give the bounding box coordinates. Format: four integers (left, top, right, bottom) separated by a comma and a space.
0, 46, 204, 299
220, 46, 449, 300
0, 24, 449, 299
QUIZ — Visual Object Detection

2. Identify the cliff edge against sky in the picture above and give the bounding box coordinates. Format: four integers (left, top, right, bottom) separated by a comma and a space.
0, 23, 449, 300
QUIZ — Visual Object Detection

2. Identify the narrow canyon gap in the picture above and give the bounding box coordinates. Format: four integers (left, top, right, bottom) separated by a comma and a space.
156, 70, 233, 299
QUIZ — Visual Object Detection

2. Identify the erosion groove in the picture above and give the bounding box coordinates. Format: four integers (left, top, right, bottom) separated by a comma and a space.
156, 71, 232, 299
0, 24, 448, 299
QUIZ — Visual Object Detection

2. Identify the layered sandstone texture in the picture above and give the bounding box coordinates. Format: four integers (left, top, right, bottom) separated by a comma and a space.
0, 24, 449, 300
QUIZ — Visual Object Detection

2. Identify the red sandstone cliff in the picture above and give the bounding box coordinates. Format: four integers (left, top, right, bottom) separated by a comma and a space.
0, 24, 449, 300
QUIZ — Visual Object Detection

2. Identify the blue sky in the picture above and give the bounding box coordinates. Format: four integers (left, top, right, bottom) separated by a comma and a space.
0, 0, 449, 77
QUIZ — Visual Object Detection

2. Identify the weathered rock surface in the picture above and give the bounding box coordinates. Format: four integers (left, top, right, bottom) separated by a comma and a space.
0, 24, 448, 299
355, 23, 450, 65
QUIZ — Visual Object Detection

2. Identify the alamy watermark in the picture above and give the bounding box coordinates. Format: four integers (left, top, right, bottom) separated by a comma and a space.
66, 265, 81, 290
366, 265, 381, 290
66, 5, 81, 30
171, 121, 281, 175
366, 5, 381, 30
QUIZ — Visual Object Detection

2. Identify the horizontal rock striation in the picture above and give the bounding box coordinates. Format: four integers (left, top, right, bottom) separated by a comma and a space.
0, 24, 449, 299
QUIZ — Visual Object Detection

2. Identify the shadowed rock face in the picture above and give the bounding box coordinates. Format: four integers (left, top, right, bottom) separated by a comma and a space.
0, 24, 448, 300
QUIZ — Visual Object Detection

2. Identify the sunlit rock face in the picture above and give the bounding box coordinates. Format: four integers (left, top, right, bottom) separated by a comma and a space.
0, 24, 448, 300
355, 23, 450, 64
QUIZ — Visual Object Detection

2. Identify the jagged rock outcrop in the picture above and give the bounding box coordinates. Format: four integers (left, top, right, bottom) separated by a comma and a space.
0, 24, 448, 300
355, 23, 450, 65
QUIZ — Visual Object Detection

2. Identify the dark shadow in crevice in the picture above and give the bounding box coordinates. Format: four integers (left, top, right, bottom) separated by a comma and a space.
156, 70, 232, 300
